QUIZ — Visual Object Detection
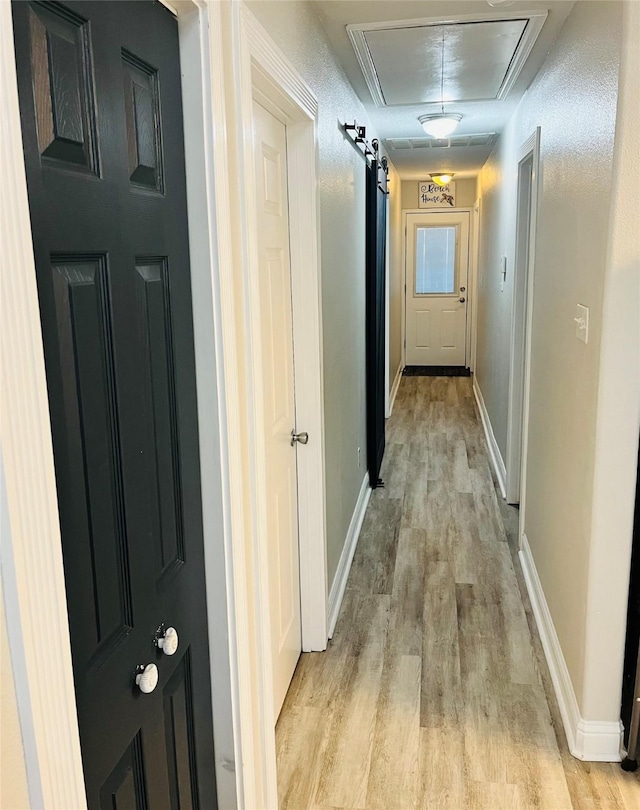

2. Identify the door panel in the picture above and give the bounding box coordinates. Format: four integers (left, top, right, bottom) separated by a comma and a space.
100, 731, 147, 810
405, 212, 470, 366
441, 308, 457, 347
415, 309, 430, 347
135, 257, 184, 584
163, 652, 198, 810
13, 2, 216, 806
252, 99, 302, 720
28, 1, 99, 172
50, 254, 132, 656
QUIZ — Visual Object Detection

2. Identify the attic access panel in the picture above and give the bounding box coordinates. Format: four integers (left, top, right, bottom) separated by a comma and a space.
347, 11, 547, 107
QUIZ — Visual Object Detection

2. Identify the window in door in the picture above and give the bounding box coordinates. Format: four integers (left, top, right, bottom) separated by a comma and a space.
415, 226, 457, 294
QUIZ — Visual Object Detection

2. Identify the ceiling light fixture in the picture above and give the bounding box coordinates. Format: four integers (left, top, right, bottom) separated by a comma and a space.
418, 27, 463, 139
430, 173, 454, 186
418, 113, 463, 139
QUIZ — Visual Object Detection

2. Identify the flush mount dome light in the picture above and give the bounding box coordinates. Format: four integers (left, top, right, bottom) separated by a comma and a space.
418, 113, 463, 139
430, 173, 454, 186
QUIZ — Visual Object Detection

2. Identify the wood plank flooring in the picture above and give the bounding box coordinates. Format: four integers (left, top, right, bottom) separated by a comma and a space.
276, 376, 640, 809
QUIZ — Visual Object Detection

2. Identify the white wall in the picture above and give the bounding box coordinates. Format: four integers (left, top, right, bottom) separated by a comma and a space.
475, 0, 636, 729
245, 0, 389, 584
581, 0, 640, 722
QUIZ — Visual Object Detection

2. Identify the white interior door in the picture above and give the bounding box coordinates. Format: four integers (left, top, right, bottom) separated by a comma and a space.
253, 100, 302, 719
405, 212, 470, 366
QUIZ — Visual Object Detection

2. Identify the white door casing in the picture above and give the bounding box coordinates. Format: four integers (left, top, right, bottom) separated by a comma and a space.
509, 128, 541, 515
2, 2, 326, 806
252, 100, 302, 720
405, 211, 470, 366
223, 7, 327, 807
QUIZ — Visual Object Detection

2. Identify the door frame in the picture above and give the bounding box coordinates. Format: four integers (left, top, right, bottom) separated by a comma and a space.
469, 198, 482, 373
506, 128, 541, 507
214, 4, 327, 808
385, 190, 391, 416
0, 1, 242, 807
402, 207, 473, 367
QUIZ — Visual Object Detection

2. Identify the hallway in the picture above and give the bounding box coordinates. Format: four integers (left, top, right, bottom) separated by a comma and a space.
276, 376, 640, 809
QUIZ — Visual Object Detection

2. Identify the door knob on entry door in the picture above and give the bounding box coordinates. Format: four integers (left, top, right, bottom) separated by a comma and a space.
291, 430, 309, 446
459, 297, 466, 303
155, 624, 179, 656
135, 663, 159, 694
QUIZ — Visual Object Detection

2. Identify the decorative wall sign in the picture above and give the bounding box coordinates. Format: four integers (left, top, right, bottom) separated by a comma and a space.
418, 180, 456, 208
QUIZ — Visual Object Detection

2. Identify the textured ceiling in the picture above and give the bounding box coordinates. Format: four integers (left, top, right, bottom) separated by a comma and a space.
362, 19, 529, 105
315, 0, 575, 178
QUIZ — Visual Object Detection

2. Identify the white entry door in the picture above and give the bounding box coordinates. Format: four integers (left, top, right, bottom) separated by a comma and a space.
405, 212, 470, 366
253, 100, 302, 719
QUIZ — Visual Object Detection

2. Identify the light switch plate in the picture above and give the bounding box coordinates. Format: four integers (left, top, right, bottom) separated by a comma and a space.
575, 303, 589, 344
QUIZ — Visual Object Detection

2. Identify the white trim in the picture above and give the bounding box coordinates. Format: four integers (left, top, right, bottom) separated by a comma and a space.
237, 3, 327, 654
402, 207, 472, 369
401, 214, 406, 368
515, 130, 540, 530
519, 535, 623, 762
0, 1, 88, 803
469, 198, 481, 373
506, 129, 540, 506
217, 6, 327, 807
388, 363, 404, 417
157, 0, 178, 15
347, 10, 547, 107
179, 4, 240, 806
328, 475, 372, 638
472, 377, 507, 499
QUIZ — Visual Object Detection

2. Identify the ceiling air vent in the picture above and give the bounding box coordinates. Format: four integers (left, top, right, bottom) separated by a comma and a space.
386, 133, 497, 151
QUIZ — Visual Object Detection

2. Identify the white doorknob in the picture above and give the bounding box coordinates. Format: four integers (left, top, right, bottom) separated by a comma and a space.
135, 663, 159, 694
157, 626, 179, 656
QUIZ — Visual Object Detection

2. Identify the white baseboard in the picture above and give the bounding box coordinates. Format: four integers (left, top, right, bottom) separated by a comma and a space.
472, 376, 507, 499
519, 534, 623, 762
327, 474, 372, 638
387, 364, 403, 418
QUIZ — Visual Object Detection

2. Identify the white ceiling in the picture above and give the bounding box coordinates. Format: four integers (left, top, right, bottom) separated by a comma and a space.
314, 1, 575, 178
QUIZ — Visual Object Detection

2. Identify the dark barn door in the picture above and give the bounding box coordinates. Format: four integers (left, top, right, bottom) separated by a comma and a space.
12, 2, 217, 807
622, 442, 640, 746
365, 158, 387, 488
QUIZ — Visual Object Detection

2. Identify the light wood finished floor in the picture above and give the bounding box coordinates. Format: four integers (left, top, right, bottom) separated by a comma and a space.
276, 376, 640, 809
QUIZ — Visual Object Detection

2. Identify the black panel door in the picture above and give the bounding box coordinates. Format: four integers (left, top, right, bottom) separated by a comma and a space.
12, 2, 217, 807
366, 158, 387, 488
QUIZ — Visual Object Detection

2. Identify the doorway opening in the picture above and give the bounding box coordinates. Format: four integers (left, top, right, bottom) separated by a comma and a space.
506, 128, 541, 506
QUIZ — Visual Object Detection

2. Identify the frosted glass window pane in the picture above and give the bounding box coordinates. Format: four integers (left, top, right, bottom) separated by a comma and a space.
415, 227, 456, 294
